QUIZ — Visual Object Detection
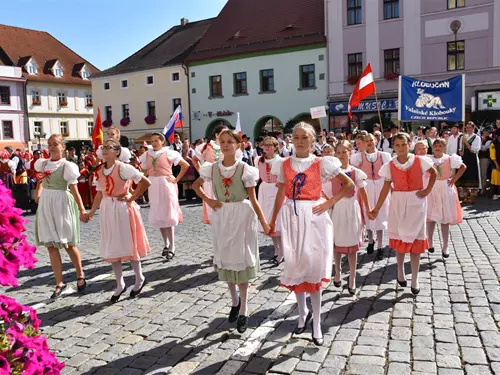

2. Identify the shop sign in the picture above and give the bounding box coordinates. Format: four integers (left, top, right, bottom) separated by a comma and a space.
329, 99, 398, 114
477, 91, 500, 111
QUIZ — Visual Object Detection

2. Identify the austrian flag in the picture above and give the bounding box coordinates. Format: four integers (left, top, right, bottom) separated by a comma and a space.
348, 63, 376, 118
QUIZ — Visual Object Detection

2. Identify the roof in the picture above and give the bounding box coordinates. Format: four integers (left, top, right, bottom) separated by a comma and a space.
92, 18, 214, 79
0, 24, 99, 85
187, 0, 326, 63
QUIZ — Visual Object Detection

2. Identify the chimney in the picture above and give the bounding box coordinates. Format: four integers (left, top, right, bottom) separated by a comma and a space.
181, 18, 189, 26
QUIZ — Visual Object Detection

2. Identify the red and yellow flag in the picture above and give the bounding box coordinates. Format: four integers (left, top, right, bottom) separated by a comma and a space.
92, 107, 104, 150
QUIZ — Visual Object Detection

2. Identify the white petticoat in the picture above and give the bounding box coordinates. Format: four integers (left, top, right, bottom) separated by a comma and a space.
388, 191, 427, 243
427, 179, 462, 224
279, 199, 333, 286
330, 196, 363, 247
363, 179, 390, 231
147, 176, 182, 228
211, 200, 258, 271
257, 181, 280, 233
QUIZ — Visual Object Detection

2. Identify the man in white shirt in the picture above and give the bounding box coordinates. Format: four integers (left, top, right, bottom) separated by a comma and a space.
446, 123, 462, 155
378, 128, 393, 155
316, 133, 327, 152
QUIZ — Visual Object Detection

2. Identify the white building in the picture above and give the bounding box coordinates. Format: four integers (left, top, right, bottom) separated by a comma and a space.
0, 24, 99, 150
187, 0, 327, 141
0, 66, 27, 150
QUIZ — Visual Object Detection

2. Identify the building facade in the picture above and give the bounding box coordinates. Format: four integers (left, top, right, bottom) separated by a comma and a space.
326, 0, 500, 130
91, 18, 213, 145
187, 0, 327, 141
0, 66, 27, 150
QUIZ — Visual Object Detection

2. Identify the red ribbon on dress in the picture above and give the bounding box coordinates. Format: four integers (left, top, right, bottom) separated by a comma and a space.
105, 175, 115, 196
222, 177, 232, 197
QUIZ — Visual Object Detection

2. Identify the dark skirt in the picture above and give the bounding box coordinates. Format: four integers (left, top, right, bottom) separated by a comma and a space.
458, 149, 480, 189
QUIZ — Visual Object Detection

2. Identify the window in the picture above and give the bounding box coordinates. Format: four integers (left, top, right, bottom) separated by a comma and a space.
447, 40, 465, 71
34, 121, 43, 135
260, 69, 274, 92
146, 76, 154, 85
0, 86, 10, 105
384, 0, 399, 19
348, 53, 363, 78
60, 121, 69, 136
28, 64, 38, 75
54, 68, 63, 77
105, 106, 112, 122
448, 0, 465, 9
210, 75, 222, 97
57, 93, 67, 107
173, 98, 181, 112
121, 80, 128, 88
2, 121, 13, 139
234, 72, 247, 95
300, 64, 315, 89
172, 72, 180, 82
32, 91, 41, 105
104, 82, 110, 90
87, 122, 94, 137
85, 94, 93, 107
347, 0, 362, 25
147, 101, 156, 117
191, 72, 196, 78
122, 104, 130, 119
82, 71, 89, 79
384, 48, 400, 75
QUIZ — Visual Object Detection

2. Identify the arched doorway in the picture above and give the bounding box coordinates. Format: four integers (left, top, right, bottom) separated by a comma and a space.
291, 113, 322, 134
205, 118, 233, 140
254, 115, 283, 141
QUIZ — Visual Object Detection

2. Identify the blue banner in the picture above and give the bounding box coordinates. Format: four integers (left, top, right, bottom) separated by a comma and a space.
400, 75, 464, 122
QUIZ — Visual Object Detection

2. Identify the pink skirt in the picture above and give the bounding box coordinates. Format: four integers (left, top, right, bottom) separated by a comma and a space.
148, 176, 183, 228
427, 180, 462, 225
202, 181, 214, 224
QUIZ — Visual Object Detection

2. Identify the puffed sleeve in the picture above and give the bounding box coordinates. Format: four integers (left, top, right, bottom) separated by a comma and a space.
236, 148, 243, 161
139, 151, 148, 166
34, 158, 46, 172
471, 135, 481, 153
119, 147, 132, 163
119, 163, 143, 184
242, 165, 259, 188
270, 158, 285, 184
380, 152, 392, 164
63, 161, 80, 185
320, 156, 342, 182
166, 149, 183, 166
418, 155, 434, 172
450, 154, 463, 169
96, 146, 103, 160
199, 162, 214, 182
354, 168, 368, 188
378, 160, 392, 181
350, 152, 362, 167
194, 143, 206, 163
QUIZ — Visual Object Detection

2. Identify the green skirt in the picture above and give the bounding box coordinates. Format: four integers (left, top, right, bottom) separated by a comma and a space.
215, 253, 261, 284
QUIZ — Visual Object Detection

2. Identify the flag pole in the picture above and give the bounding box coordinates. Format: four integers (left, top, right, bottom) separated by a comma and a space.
373, 89, 384, 132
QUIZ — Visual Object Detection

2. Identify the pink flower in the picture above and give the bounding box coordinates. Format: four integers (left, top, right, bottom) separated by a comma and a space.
0, 354, 10, 373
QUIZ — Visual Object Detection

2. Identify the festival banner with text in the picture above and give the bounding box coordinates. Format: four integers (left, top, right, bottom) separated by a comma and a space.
399, 75, 464, 122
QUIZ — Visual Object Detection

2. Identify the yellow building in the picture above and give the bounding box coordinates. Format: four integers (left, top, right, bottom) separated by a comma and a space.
91, 18, 213, 145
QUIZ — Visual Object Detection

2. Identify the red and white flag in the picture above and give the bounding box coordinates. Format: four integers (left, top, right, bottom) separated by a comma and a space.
348, 63, 376, 118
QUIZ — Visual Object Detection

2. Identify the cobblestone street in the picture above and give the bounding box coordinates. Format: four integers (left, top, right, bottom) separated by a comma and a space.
2, 199, 500, 375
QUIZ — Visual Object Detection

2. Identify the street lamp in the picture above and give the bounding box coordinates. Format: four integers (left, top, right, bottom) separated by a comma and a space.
33, 131, 47, 150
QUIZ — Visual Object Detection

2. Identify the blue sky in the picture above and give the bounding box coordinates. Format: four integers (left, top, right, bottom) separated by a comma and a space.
0, 0, 227, 70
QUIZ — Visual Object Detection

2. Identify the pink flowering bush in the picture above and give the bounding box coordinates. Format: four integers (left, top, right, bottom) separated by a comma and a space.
0, 181, 64, 374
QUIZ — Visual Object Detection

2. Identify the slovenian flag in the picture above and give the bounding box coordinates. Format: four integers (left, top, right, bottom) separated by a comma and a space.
163, 105, 183, 143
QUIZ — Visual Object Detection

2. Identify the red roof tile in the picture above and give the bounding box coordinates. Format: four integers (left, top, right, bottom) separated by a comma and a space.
0, 24, 99, 85
187, 0, 325, 63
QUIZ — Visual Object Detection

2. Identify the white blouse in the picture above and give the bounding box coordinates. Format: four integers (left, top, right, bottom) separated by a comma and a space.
34, 158, 79, 185
96, 163, 143, 191
194, 141, 243, 163
139, 147, 182, 166
350, 151, 392, 167
431, 154, 463, 169
200, 160, 259, 188
96, 145, 132, 163
322, 166, 367, 198
378, 154, 434, 181
271, 154, 342, 184
465, 133, 481, 153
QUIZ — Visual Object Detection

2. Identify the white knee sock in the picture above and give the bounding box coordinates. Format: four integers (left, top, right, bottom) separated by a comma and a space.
111, 262, 125, 296
272, 237, 283, 260
239, 283, 249, 316
166, 227, 175, 253
376, 230, 384, 249
130, 261, 145, 291
227, 282, 239, 306
441, 224, 450, 255
367, 230, 374, 244
427, 221, 436, 248
310, 291, 323, 339
296, 292, 309, 327
160, 228, 169, 248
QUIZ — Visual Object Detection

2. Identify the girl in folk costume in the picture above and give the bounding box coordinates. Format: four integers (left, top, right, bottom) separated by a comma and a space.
413, 140, 429, 157
193, 125, 243, 224
426, 139, 466, 258
193, 130, 269, 334
269, 122, 354, 346
457, 121, 482, 203
139, 133, 188, 261
350, 134, 392, 260
490, 130, 500, 200
369, 133, 437, 295
257, 136, 283, 266
324, 140, 370, 295
83, 140, 151, 302
95, 126, 132, 163
34, 134, 87, 299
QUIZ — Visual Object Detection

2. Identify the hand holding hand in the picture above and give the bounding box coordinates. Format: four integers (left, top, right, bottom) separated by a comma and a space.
262, 223, 271, 235
207, 199, 223, 211
368, 208, 379, 220
416, 189, 430, 198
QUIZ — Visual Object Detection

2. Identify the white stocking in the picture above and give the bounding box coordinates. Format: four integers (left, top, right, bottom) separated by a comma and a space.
227, 282, 239, 306
160, 228, 169, 248
296, 292, 309, 327
272, 237, 283, 261
310, 290, 323, 339
130, 261, 145, 291
111, 262, 125, 296
239, 283, 249, 316
367, 230, 374, 244
166, 227, 175, 253
376, 230, 384, 249
441, 224, 450, 255
427, 221, 436, 248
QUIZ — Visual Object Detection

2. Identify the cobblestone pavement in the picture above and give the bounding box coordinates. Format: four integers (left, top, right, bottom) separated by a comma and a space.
2, 198, 500, 375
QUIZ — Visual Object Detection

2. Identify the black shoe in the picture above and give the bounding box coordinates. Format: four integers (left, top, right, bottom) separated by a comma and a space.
367, 242, 375, 254
166, 250, 175, 261
236, 315, 248, 333
293, 311, 312, 334
77, 277, 87, 293
311, 320, 324, 346
272, 257, 284, 267
110, 286, 127, 303
162, 247, 169, 257
442, 252, 450, 259
397, 278, 407, 288
50, 284, 67, 299
228, 298, 241, 323
270, 255, 277, 264
130, 279, 147, 298
348, 286, 356, 295
411, 287, 420, 295
376, 248, 384, 260
428, 247, 435, 254
333, 280, 342, 288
